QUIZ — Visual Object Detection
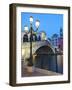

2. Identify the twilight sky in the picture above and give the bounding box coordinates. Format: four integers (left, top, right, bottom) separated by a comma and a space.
21, 12, 63, 38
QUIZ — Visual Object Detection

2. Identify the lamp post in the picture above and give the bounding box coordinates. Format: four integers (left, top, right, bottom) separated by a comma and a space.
28, 16, 40, 65
27, 16, 40, 73
27, 16, 33, 66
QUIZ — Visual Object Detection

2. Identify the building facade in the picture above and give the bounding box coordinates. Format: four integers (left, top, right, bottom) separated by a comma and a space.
51, 28, 63, 52
21, 27, 48, 43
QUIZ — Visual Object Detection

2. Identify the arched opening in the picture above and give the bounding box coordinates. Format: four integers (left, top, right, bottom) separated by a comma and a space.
38, 35, 41, 41
30, 34, 37, 41
23, 34, 28, 42
34, 46, 57, 72
35, 45, 54, 54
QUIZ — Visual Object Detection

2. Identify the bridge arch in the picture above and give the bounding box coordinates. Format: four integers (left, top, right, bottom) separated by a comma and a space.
32, 40, 55, 55
35, 45, 54, 55
33, 45, 56, 72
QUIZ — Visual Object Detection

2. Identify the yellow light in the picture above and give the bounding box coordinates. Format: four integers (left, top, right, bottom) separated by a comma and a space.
22, 49, 25, 56
25, 48, 30, 55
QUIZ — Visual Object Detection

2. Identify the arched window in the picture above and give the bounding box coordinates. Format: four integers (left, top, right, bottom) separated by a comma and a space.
38, 35, 41, 41
30, 34, 37, 41
23, 34, 28, 42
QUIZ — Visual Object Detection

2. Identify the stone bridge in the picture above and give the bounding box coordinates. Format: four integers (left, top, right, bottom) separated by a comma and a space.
22, 40, 55, 59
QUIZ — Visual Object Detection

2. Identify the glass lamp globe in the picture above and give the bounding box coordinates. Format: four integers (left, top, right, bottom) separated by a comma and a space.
24, 26, 28, 33
35, 20, 40, 28
30, 16, 33, 24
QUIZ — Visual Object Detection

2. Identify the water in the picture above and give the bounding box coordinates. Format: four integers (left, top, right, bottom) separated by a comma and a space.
34, 54, 63, 74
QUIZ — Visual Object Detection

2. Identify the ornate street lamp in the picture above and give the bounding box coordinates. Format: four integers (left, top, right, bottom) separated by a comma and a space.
27, 16, 34, 66
27, 16, 40, 73
35, 20, 40, 31
30, 16, 33, 24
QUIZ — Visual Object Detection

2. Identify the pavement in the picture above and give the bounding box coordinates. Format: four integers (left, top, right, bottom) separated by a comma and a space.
21, 66, 62, 77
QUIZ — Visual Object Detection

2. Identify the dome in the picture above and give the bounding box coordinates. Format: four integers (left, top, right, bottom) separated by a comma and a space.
52, 34, 58, 38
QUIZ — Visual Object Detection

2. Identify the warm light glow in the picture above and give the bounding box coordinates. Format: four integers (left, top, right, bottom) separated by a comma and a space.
22, 49, 25, 56
24, 48, 30, 59
26, 48, 30, 54
35, 20, 40, 28
30, 16, 33, 24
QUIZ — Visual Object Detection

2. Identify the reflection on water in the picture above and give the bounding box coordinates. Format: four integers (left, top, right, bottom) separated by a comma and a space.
34, 54, 63, 74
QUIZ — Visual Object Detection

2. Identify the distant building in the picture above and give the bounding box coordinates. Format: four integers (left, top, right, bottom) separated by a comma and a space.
58, 38, 63, 51
58, 28, 63, 51
60, 28, 63, 38
40, 31, 47, 41
51, 34, 59, 48
51, 28, 63, 51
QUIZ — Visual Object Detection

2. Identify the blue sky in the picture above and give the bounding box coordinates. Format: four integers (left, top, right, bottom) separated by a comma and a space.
21, 12, 63, 38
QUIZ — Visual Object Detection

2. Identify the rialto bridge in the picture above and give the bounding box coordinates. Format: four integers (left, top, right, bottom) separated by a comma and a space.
22, 40, 55, 60
22, 40, 63, 74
